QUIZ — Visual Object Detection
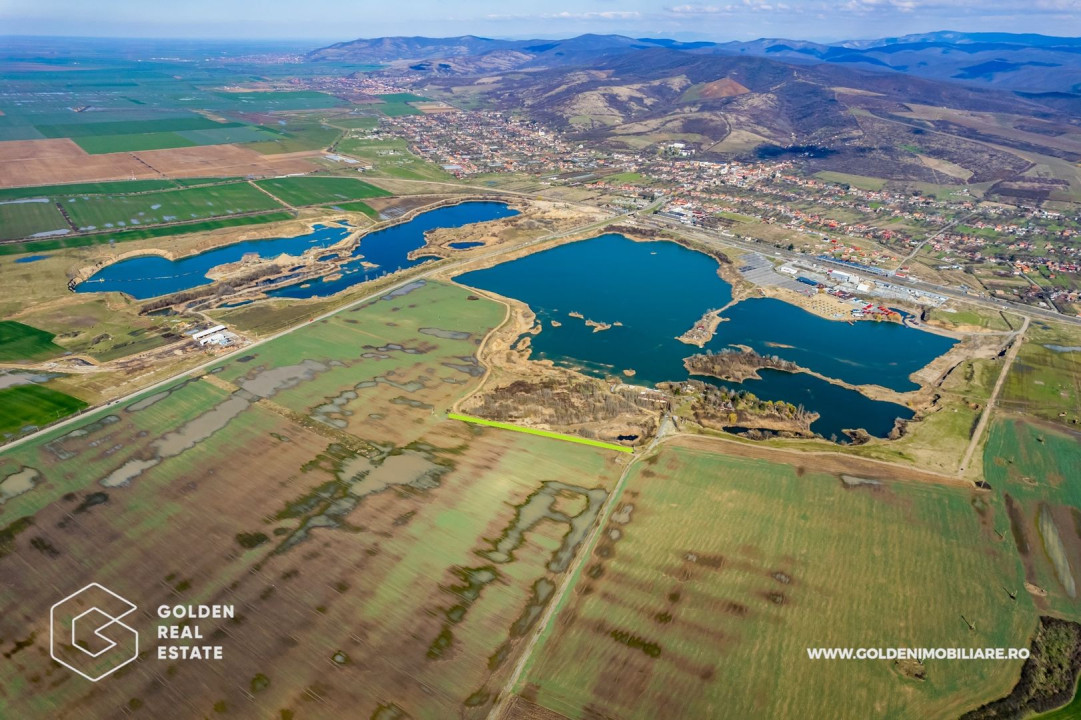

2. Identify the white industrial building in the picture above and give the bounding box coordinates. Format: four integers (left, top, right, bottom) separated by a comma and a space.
192, 325, 234, 347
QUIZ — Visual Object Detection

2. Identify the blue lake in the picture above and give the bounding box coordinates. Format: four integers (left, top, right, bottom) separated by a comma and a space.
14, 255, 51, 264
268, 202, 517, 300
77, 224, 352, 300
76, 201, 518, 301
455, 233, 956, 441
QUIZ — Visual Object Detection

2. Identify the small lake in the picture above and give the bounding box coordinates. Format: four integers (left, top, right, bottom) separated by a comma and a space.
14, 255, 51, 264
76, 224, 352, 300
455, 234, 956, 441
268, 202, 517, 300
76, 202, 518, 301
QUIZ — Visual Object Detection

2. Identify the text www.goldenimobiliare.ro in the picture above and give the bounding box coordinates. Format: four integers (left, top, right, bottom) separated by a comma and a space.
807, 647, 1030, 660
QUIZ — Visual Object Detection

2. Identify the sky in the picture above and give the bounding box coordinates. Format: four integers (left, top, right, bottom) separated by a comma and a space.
4, 0, 1081, 43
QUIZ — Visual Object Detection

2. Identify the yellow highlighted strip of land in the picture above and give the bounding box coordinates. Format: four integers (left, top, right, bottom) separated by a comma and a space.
447, 412, 634, 453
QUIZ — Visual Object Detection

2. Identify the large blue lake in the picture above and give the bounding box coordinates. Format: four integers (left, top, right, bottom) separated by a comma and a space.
77, 202, 518, 300
455, 233, 956, 441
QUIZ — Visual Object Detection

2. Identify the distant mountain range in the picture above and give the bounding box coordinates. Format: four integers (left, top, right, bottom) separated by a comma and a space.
307, 31, 1081, 94
308, 31, 1081, 196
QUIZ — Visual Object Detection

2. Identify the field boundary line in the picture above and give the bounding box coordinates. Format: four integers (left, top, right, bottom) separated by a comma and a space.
958, 315, 1030, 476
447, 412, 633, 453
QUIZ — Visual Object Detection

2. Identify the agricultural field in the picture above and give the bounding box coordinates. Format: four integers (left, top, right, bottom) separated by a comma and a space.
243, 120, 341, 154
0, 280, 626, 718
0, 321, 65, 362
28, 116, 281, 154
213, 90, 345, 110
0, 200, 69, 241
336, 137, 455, 181
253, 176, 391, 206
375, 93, 428, 117
0, 384, 87, 438
13, 296, 174, 362
0, 210, 297, 256
58, 183, 285, 231
1001, 322, 1081, 426
982, 418, 1081, 618
512, 439, 1034, 720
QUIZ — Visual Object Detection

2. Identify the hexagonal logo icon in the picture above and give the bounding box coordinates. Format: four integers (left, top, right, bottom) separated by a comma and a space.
50, 583, 139, 682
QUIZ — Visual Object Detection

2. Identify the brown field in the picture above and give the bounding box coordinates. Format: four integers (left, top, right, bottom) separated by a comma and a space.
0, 140, 320, 189
0, 138, 155, 187
413, 102, 460, 114
134, 145, 319, 178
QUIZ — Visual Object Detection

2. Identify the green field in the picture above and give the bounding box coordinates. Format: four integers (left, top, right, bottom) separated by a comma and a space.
516, 441, 1034, 720
0, 384, 87, 437
59, 183, 284, 230
0, 211, 296, 256
73, 131, 198, 154
13, 296, 171, 363
1001, 323, 1081, 425
0, 321, 64, 362
983, 418, 1081, 617
330, 116, 380, 130
0, 201, 69, 241
27, 115, 282, 154
930, 307, 1018, 331
814, 171, 889, 191
34, 116, 243, 139
328, 199, 378, 217
253, 176, 391, 206
244, 120, 341, 154
0, 179, 180, 201
374, 93, 428, 117
337, 137, 454, 181
0, 179, 291, 239
377, 102, 423, 117
376, 93, 429, 103
214, 90, 345, 110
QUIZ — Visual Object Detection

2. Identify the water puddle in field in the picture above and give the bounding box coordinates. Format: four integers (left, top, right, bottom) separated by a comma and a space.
419, 328, 472, 340
1038, 503, 1077, 598
270, 444, 450, 555
125, 377, 198, 413
237, 360, 327, 397
100, 362, 336, 489
0, 467, 40, 504
45, 414, 121, 461
443, 356, 484, 377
